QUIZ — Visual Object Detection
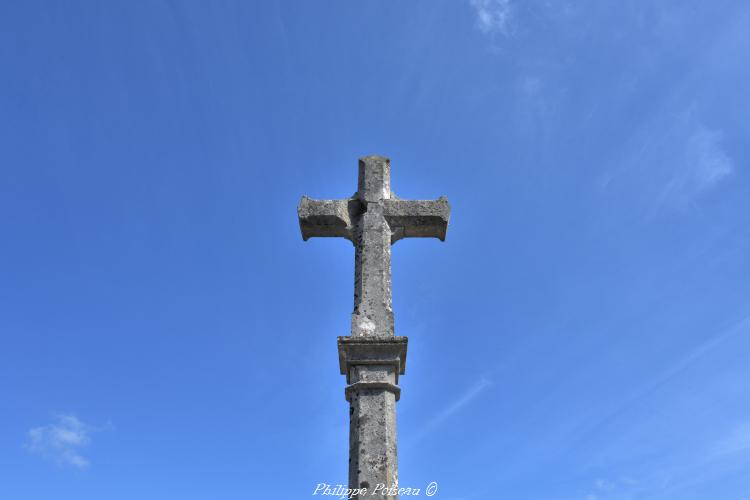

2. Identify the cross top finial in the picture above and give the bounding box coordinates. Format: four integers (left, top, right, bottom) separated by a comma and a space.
358, 156, 391, 203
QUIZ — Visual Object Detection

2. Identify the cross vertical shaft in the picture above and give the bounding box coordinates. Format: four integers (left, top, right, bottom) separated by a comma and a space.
352, 157, 394, 338
298, 156, 450, 499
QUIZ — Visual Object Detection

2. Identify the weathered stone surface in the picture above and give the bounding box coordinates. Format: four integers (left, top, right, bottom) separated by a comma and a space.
298, 197, 359, 241
298, 156, 450, 499
384, 197, 450, 243
338, 336, 408, 383
338, 337, 407, 498
357, 156, 391, 203
352, 201, 394, 337
348, 364, 399, 499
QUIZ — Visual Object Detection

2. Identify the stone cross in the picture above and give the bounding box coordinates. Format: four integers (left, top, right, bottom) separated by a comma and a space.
298, 156, 450, 499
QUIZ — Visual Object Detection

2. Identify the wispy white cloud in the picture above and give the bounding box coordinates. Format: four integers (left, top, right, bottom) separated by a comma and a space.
470, 0, 514, 36
580, 314, 750, 439
433, 377, 491, 421
604, 111, 735, 215
408, 377, 492, 446
595, 4, 741, 215
26, 414, 94, 469
569, 316, 750, 496
711, 422, 750, 458
595, 478, 616, 491
656, 123, 733, 209
583, 477, 640, 500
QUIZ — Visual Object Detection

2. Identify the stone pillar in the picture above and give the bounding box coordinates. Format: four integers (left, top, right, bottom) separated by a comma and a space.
299, 157, 450, 500
338, 337, 408, 500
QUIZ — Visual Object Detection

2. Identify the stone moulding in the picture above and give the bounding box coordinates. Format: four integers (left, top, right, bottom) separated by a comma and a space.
345, 381, 402, 402
337, 336, 408, 384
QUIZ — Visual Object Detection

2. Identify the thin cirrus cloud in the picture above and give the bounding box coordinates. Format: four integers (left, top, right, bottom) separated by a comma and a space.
26, 414, 94, 469
469, 0, 514, 36
655, 123, 733, 210
583, 477, 640, 500
711, 422, 750, 458
406, 377, 492, 447
603, 111, 734, 216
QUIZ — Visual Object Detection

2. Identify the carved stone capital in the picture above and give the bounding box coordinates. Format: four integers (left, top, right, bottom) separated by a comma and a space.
337, 336, 408, 384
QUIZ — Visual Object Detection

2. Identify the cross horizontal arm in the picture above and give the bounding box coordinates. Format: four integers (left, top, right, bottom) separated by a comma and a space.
383, 196, 450, 243
298, 196, 360, 241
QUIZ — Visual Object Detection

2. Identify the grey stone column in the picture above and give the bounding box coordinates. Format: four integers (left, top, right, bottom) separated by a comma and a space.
338, 337, 408, 500
298, 156, 450, 500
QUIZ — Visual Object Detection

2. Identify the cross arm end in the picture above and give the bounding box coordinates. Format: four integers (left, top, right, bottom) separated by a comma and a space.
383, 196, 451, 243
297, 196, 356, 241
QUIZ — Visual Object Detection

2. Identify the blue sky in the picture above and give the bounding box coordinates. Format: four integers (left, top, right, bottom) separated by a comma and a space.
1, 1, 749, 499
